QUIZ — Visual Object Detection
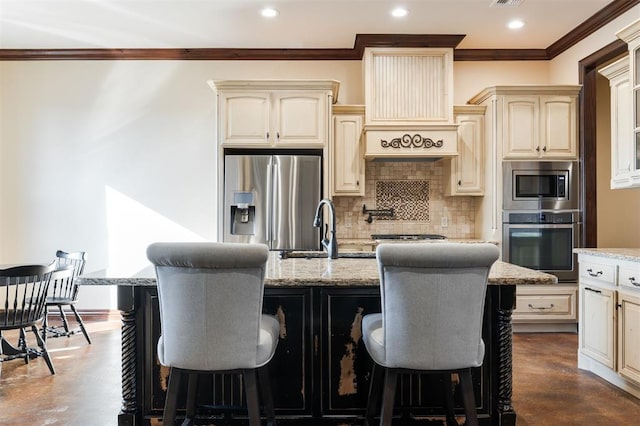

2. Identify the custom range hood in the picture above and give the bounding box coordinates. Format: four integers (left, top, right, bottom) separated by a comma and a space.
362, 45, 461, 161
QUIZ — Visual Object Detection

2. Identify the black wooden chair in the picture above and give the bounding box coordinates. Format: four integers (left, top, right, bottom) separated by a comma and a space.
0, 263, 57, 377
42, 250, 91, 344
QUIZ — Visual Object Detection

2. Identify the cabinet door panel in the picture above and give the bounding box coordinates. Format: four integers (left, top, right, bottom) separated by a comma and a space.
263, 288, 312, 415
540, 95, 577, 158
451, 112, 484, 195
618, 291, 640, 384
321, 288, 381, 414
503, 96, 539, 158
580, 285, 616, 368
333, 114, 364, 195
612, 77, 633, 186
275, 93, 326, 146
220, 92, 271, 145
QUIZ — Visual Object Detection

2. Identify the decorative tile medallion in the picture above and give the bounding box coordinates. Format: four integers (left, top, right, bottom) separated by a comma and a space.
375, 180, 430, 221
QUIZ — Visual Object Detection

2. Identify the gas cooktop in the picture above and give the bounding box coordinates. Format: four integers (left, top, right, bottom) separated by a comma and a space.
371, 234, 447, 240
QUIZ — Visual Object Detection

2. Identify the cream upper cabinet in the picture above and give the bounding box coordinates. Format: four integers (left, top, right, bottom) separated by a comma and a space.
502, 93, 578, 159
540, 95, 578, 158
618, 20, 640, 187
444, 105, 485, 196
212, 80, 339, 148
609, 18, 640, 188
598, 56, 632, 189
502, 96, 539, 158
332, 106, 364, 196
470, 86, 581, 161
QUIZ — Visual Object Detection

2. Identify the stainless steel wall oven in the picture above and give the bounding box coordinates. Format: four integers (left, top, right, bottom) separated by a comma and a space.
502, 161, 581, 282
502, 211, 581, 282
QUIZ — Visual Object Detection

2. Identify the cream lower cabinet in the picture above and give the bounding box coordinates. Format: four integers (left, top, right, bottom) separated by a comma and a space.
618, 290, 640, 383
513, 284, 577, 323
444, 105, 485, 196
331, 106, 364, 196
213, 80, 339, 148
577, 253, 640, 398
512, 284, 578, 332
618, 262, 640, 384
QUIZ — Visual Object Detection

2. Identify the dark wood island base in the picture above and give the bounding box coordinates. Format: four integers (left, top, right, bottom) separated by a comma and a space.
79, 255, 554, 426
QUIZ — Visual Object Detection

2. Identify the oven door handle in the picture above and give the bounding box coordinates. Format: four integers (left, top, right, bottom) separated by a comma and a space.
503, 223, 577, 228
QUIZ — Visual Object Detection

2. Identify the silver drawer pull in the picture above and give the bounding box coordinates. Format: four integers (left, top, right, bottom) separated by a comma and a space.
586, 268, 603, 277
528, 303, 554, 310
585, 287, 602, 294
629, 277, 640, 287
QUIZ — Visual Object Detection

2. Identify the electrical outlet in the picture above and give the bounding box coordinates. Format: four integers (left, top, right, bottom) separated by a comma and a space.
441, 216, 448, 227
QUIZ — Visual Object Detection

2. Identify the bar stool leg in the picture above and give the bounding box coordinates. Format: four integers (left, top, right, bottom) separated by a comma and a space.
380, 368, 398, 426
163, 367, 182, 426
243, 369, 261, 426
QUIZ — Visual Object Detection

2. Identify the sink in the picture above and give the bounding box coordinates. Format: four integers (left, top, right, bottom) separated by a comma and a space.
280, 251, 376, 259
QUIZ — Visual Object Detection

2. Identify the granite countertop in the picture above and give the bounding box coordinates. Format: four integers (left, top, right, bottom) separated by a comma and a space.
78, 252, 557, 287
574, 248, 640, 263
340, 238, 498, 246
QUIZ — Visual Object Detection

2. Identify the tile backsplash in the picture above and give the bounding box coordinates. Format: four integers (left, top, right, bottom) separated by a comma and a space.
333, 160, 476, 239
375, 180, 431, 221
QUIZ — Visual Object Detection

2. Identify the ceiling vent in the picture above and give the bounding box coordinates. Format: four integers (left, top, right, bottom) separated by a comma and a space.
490, 0, 524, 6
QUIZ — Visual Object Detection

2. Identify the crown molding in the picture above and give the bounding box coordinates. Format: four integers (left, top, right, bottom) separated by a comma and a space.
454, 49, 548, 61
546, 0, 639, 59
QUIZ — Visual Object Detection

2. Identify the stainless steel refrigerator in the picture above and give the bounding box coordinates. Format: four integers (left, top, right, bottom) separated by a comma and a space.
223, 152, 321, 251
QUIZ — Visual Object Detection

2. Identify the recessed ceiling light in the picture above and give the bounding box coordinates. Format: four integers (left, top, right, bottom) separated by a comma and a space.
261, 7, 279, 18
391, 7, 408, 18
508, 19, 525, 29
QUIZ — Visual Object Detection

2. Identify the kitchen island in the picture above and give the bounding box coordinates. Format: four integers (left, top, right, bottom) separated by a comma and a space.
79, 253, 557, 426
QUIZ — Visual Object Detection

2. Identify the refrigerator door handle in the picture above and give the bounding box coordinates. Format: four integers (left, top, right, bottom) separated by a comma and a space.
266, 157, 274, 244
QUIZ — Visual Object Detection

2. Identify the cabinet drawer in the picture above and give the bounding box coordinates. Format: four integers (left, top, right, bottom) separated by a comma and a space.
580, 260, 616, 285
513, 285, 577, 322
619, 264, 640, 291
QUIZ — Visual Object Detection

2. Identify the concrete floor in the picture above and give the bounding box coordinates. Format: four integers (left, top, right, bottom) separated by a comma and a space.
1, 320, 640, 425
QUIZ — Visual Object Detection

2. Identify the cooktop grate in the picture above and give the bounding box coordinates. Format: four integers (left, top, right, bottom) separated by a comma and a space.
371, 234, 446, 240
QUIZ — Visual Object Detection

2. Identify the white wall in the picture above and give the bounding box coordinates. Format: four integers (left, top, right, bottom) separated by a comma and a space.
453, 61, 550, 103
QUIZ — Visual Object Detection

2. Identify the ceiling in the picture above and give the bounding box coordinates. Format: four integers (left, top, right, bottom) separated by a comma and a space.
0, 0, 615, 51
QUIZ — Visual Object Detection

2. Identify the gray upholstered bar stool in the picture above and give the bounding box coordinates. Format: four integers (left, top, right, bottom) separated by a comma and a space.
363, 243, 499, 426
146, 242, 279, 426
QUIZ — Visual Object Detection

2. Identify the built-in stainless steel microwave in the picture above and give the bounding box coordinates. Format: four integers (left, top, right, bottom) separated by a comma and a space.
503, 161, 579, 211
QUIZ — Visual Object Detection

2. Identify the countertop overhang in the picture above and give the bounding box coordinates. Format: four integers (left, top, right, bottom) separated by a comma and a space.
78, 252, 558, 287
573, 248, 640, 263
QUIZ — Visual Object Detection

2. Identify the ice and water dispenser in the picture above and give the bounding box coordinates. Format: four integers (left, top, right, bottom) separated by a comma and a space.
230, 191, 256, 235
